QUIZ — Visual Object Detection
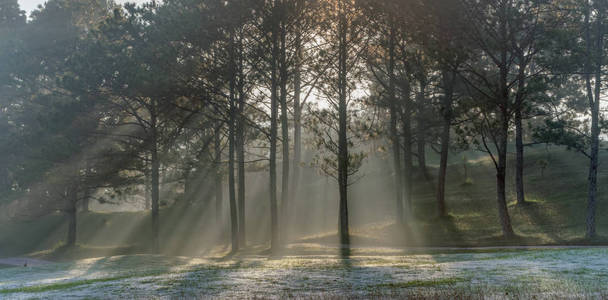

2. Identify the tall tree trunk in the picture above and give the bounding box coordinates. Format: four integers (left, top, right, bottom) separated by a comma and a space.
279, 20, 290, 244
337, 0, 350, 253
150, 106, 160, 253
387, 25, 403, 226
269, 9, 280, 253
587, 103, 600, 239
228, 101, 239, 253
401, 81, 413, 216
236, 110, 245, 247
236, 38, 246, 247
515, 108, 525, 206
437, 120, 450, 218
416, 81, 427, 178
290, 31, 302, 216
584, 3, 603, 239
495, 2, 514, 239
436, 71, 454, 218
514, 50, 528, 206
228, 39, 239, 253
214, 126, 223, 225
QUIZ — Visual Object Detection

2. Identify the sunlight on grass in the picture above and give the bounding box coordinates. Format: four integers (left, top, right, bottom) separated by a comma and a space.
2, 248, 608, 298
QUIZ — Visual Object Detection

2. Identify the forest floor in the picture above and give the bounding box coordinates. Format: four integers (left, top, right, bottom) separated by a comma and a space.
1, 247, 608, 299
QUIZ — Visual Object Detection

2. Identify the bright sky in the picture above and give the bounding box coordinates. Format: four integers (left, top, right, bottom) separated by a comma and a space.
18, 0, 148, 17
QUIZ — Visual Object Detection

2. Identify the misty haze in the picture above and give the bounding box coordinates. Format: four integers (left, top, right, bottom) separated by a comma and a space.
1, 0, 608, 298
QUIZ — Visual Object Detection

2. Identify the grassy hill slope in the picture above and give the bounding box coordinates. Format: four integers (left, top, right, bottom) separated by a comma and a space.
1, 145, 607, 258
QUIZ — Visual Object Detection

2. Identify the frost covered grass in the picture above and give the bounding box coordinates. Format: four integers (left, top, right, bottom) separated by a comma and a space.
1, 247, 608, 299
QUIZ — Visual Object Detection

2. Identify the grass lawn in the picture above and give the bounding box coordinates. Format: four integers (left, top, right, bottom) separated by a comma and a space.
1, 248, 608, 298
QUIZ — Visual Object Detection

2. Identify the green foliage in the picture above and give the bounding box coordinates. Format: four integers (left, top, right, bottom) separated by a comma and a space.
533, 119, 589, 156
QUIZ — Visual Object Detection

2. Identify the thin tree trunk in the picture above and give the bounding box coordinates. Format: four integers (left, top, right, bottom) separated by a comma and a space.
437, 121, 450, 217
588, 104, 600, 239
236, 37, 246, 247
81, 162, 90, 213
150, 106, 160, 253
437, 71, 454, 218
416, 81, 427, 178
80, 160, 90, 213
236, 112, 245, 247
337, 0, 350, 253
228, 103, 239, 253
388, 25, 403, 226
214, 126, 223, 225
585, 3, 603, 239
515, 108, 525, 205
144, 155, 151, 210
402, 81, 413, 217
228, 38, 239, 253
269, 8, 280, 253
279, 20, 290, 245
290, 31, 302, 214
514, 50, 528, 206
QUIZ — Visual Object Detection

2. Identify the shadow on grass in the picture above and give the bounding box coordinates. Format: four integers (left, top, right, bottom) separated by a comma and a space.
29, 243, 144, 262
513, 201, 566, 244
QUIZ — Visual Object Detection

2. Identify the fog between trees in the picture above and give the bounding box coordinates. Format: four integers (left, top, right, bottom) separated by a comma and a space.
0, 0, 606, 255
